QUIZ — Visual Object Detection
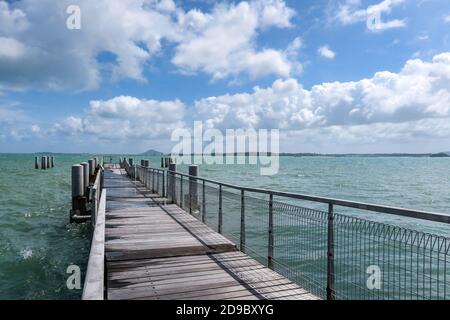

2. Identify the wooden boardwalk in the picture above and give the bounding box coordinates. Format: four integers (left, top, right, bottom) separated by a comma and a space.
102, 166, 318, 300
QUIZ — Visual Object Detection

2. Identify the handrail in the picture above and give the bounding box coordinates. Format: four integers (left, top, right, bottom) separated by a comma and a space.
161, 169, 450, 225
90, 165, 104, 226
82, 187, 106, 300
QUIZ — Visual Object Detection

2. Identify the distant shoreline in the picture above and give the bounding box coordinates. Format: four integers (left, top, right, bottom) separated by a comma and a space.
1, 152, 449, 158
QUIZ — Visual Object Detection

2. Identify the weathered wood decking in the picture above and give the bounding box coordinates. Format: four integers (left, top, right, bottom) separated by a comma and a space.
101, 166, 318, 300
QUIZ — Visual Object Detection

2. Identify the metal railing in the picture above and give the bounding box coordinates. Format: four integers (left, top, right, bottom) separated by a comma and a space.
120, 160, 450, 300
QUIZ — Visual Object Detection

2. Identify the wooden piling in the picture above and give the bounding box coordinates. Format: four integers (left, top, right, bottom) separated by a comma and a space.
72, 165, 84, 198
71, 164, 87, 218
88, 159, 95, 183
51, 156, 55, 168
41, 156, 47, 170
35, 156, 39, 169
81, 162, 89, 197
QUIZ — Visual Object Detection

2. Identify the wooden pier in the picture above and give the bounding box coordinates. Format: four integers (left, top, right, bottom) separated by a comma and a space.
82, 164, 318, 300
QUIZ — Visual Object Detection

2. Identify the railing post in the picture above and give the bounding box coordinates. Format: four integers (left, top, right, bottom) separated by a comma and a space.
169, 164, 177, 203
152, 170, 155, 193
162, 170, 166, 198
189, 165, 199, 215
180, 175, 183, 209
240, 189, 246, 252
218, 185, 223, 234
202, 180, 206, 223
268, 193, 274, 269
327, 203, 335, 300
157, 170, 160, 194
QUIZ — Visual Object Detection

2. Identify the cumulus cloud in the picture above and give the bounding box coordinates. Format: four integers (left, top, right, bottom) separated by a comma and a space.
0, 0, 299, 91
283, 118, 450, 153
52, 96, 186, 140
193, 52, 450, 131
172, 0, 298, 80
318, 45, 336, 59
0, 1, 28, 34
18, 52, 450, 151
335, 0, 406, 32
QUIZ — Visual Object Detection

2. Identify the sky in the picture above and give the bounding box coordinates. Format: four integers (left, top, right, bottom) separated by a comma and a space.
0, 0, 450, 154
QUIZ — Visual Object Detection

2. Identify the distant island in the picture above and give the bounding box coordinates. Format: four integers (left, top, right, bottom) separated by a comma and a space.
139, 149, 164, 156
429, 152, 450, 158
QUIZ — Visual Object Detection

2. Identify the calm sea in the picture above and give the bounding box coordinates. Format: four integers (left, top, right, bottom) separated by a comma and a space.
0, 154, 449, 299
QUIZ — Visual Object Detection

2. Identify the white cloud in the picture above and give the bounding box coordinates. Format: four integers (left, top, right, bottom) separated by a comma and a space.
417, 34, 429, 41
282, 118, 450, 153
0, 37, 27, 59
335, 0, 406, 32
0, 1, 29, 34
318, 45, 336, 59
0, 0, 299, 91
172, 0, 298, 81
52, 96, 186, 140
445, 14, 450, 23
193, 52, 450, 132
20, 52, 450, 152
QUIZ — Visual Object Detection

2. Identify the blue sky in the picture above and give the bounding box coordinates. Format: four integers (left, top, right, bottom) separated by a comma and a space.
1, 0, 450, 153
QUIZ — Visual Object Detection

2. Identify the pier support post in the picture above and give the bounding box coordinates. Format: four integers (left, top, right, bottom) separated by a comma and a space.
88, 159, 95, 184
188, 165, 199, 214
81, 162, 89, 197
41, 156, 47, 170
164, 157, 169, 168
71, 164, 87, 220
168, 163, 177, 203
50, 156, 55, 168
35, 156, 39, 169
161, 158, 164, 168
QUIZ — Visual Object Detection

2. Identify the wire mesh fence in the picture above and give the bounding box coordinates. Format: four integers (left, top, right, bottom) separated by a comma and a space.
121, 161, 450, 300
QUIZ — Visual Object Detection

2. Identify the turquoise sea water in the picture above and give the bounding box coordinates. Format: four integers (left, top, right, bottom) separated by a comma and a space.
0, 154, 449, 299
